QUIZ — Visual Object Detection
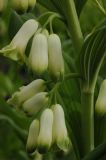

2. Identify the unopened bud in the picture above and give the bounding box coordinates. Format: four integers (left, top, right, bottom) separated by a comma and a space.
52, 104, 70, 152
26, 119, 39, 153
7, 79, 45, 107
37, 109, 53, 153
0, 19, 38, 62
29, 33, 48, 75
95, 80, 106, 116
48, 34, 64, 80
11, 0, 28, 14
23, 92, 48, 116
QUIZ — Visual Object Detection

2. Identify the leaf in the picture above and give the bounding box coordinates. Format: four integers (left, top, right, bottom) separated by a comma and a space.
74, 0, 88, 16
80, 20, 106, 88
83, 142, 106, 160
38, 0, 88, 17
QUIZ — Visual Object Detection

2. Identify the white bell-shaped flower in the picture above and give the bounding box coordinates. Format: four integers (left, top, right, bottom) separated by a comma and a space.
29, 33, 48, 75
37, 109, 53, 153
48, 34, 64, 80
0, 19, 38, 62
26, 119, 39, 153
23, 92, 48, 116
52, 104, 70, 151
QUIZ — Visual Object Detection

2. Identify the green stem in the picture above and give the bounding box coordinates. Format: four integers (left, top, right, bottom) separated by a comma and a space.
81, 89, 94, 157
65, 0, 84, 53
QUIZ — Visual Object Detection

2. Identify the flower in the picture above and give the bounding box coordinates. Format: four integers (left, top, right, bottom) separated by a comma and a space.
23, 92, 48, 116
7, 79, 45, 107
26, 119, 39, 153
48, 34, 64, 80
37, 109, 53, 153
52, 104, 70, 152
0, 19, 38, 62
28, 33, 48, 75
95, 79, 106, 116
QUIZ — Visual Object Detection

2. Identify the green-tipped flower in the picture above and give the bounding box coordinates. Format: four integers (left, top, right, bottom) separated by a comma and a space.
48, 34, 64, 80
0, 0, 8, 14
29, 33, 48, 75
52, 104, 70, 152
37, 109, 53, 153
11, 0, 28, 14
26, 119, 39, 153
0, 19, 38, 62
23, 92, 48, 116
28, 0, 36, 11
7, 79, 45, 107
95, 80, 106, 116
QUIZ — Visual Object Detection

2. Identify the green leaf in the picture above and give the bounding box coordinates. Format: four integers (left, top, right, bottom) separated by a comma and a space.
80, 20, 106, 89
83, 142, 106, 160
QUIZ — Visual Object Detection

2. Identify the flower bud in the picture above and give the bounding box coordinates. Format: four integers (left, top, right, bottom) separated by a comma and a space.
28, 33, 48, 75
23, 92, 48, 116
37, 109, 53, 153
0, 19, 38, 62
11, 0, 28, 14
48, 34, 64, 80
28, 0, 36, 11
52, 104, 70, 151
26, 119, 39, 153
0, 0, 8, 15
95, 80, 106, 116
7, 79, 45, 107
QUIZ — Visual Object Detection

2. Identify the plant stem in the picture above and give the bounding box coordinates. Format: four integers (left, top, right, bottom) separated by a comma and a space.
65, 0, 84, 53
81, 88, 94, 157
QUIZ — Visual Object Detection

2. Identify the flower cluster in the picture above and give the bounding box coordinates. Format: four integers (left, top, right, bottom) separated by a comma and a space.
26, 105, 70, 154
0, 19, 64, 81
7, 79, 48, 116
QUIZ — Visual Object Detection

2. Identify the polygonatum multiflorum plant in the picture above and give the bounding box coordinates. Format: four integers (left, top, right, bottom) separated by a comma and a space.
0, 0, 106, 160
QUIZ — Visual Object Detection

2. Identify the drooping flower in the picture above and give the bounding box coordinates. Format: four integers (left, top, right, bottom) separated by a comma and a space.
23, 92, 48, 116
52, 104, 70, 152
7, 79, 45, 107
37, 109, 53, 153
0, 19, 38, 62
26, 119, 39, 153
48, 34, 64, 80
28, 33, 48, 75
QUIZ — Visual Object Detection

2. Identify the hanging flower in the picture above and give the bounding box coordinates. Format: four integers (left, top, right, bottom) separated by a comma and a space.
26, 119, 39, 153
11, 0, 28, 13
52, 104, 70, 152
23, 92, 49, 116
28, 33, 48, 75
0, 19, 38, 62
37, 109, 53, 153
48, 34, 64, 80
